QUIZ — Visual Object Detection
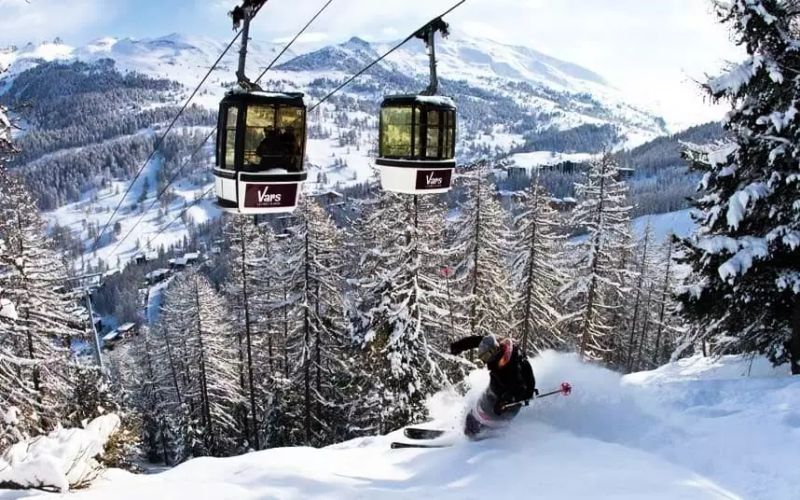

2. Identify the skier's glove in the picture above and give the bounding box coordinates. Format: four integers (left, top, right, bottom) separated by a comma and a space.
493, 400, 507, 415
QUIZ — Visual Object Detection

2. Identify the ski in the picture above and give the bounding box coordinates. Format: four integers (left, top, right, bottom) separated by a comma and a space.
391, 441, 451, 449
403, 428, 447, 440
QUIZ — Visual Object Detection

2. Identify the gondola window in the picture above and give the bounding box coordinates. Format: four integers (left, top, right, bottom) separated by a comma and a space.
244, 105, 276, 168
381, 106, 413, 157
225, 107, 238, 169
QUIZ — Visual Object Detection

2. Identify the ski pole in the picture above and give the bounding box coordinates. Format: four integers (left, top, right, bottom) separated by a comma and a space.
501, 382, 572, 410
537, 382, 572, 399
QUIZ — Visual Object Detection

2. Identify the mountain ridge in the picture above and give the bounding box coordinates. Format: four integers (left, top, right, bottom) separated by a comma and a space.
1, 31, 665, 138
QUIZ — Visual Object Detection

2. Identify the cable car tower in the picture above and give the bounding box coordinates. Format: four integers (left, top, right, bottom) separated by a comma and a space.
214, 1, 308, 215
377, 19, 456, 195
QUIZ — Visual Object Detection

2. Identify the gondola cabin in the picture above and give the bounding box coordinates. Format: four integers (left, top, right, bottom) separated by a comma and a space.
214, 91, 307, 214
377, 95, 456, 195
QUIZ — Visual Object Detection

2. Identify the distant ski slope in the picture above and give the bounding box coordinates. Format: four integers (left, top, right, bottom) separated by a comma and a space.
3, 351, 796, 500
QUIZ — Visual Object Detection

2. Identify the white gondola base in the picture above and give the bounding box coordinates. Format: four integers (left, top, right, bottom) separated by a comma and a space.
379, 163, 454, 195
215, 172, 301, 214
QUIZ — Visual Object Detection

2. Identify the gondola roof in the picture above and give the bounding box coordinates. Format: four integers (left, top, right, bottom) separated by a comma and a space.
222, 90, 306, 106
381, 94, 456, 109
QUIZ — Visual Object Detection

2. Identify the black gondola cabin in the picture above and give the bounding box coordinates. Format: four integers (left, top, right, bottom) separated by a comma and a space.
377, 95, 456, 194
214, 91, 307, 214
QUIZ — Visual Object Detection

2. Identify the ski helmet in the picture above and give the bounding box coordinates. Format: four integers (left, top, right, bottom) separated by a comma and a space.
478, 335, 501, 364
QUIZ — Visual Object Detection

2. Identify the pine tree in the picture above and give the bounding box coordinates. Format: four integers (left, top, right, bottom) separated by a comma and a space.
452, 161, 515, 340
349, 191, 453, 433
562, 154, 633, 361
623, 222, 657, 372
222, 215, 273, 449
278, 199, 352, 446
157, 271, 244, 457
677, 0, 800, 374
649, 237, 683, 367
511, 173, 566, 353
0, 80, 12, 162
0, 94, 17, 448
130, 325, 180, 464
413, 193, 471, 388
0, 168, 81, 434
603, 219, 638, 369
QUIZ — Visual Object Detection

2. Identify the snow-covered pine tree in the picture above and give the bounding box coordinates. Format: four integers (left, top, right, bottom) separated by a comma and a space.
339, 184, 387, 437
130, 325, 180, 464
158, 271, 243, 457
677, 0, 800, 374
412, 193, 472, 388
605, 218, 637, 368
624, 230, 687, 373
0, 81, 17, 450
452, 160, 515, 340
624, 222, 657, 372
222, 215, 273, 449
98, 351, 145, 471
65, 363, 117, 425
151, 311, 193, 462
647, 237, 684, 367
562, 154, 633, 362
277, 199, 352, 446
349, 191, 453, 433
0, 233, 23, 450
511, 172, 566, 353
0, 63, 12, 164
0, 168, 81, 434
260, 234, 304, 448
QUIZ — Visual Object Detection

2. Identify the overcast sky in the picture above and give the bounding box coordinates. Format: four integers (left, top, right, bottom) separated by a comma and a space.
0, 0, 744, 130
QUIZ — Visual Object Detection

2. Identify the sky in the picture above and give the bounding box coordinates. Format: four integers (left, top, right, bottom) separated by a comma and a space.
0, 0, 744, 130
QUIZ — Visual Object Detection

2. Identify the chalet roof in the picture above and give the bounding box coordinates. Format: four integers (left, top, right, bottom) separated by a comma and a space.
145, 269, 170, 280
103, 331, 120, 342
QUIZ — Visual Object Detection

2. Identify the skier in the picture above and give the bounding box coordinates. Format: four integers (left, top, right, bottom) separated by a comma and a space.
450, 334, 536, 438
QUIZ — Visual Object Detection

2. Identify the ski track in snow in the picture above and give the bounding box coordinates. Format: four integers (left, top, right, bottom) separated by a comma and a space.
2, 352, 797, 500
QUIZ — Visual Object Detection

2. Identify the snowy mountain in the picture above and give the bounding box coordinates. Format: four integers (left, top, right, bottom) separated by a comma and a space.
0, 31, 671, 199
1, 31, 667, 143
2, 351, 796, 499
379, 29, 666, 142
2, 34, 293, 82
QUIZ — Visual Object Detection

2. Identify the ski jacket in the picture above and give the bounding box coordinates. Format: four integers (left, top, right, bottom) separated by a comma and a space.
450, 336, 536, 409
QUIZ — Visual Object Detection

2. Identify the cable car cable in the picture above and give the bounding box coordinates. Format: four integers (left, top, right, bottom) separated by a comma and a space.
109, 0, 334, 257
107, 128, 216, 258
116, 0, 467, 255
308, 0, 467, 112
143, 186, 215, 252
91, 1, 272, 252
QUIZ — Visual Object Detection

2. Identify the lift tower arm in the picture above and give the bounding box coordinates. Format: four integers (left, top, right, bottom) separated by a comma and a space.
415, 18, 450, 96
230, 0, 268, 90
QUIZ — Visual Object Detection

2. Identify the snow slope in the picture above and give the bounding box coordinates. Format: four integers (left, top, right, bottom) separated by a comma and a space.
2, 352, 796, 499
44, 138, 218, 270
509, 151, 597, 170
633, 209, 695, 242
0, 415, 120, 493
